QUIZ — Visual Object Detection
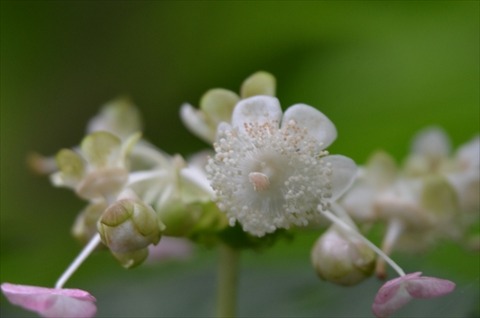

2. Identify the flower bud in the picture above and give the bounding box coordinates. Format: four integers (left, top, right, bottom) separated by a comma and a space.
97, 198, 165, 255
72, 201, 108, 244
311, 226, 375, 286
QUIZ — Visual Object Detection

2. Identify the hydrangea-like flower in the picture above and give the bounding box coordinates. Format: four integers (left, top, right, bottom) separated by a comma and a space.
372, 272, 456, 318
1, 283, 97, 318
206, 96, 356, 237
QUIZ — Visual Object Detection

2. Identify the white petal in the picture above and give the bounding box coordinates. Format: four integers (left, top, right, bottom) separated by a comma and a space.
231, 96, 282, 132
455, 135, 480, 169
323, 155, 357, 200
180, 103, 215, 143
282, 104, 337, 149
411, 126, 451, 158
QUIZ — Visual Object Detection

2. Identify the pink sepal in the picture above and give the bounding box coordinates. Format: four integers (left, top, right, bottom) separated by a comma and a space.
1, 282, 97, 318
372, 272, 455, 318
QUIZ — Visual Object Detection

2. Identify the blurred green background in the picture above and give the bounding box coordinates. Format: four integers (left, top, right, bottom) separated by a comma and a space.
1, 1, 479, 317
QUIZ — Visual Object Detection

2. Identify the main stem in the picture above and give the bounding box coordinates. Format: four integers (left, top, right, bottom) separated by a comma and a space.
216, 243, 240, 318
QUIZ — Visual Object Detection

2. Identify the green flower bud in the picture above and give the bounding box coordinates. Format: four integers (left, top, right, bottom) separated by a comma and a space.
87, 96, 143, 140
72, 201, 108, 244
421, 175, 459, 217
200, 89, 239, 127
80, 132, 121, 168
97, 198, 165, 254
54, 149, 86, 187
311, 226, 375, 286
156, 200, 201, 237
240, 71, 276, 98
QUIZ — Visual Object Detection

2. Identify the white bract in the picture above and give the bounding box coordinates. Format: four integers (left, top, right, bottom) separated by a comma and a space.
206, 96, 356, 237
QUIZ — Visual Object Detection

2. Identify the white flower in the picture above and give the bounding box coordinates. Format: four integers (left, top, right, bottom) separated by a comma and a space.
206, 96, 356, 237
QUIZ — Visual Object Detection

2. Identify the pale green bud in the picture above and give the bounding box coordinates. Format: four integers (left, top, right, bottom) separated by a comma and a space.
86, 96, 143, 140
80, 132, 122, 168
53, 149, 86, 188
311, 226, 375, 286
97, 197, 165, 254
200, 89, 239, 126
421, 175, 459, 216
240, 71, 276, 98
72, 201, 108, 244
156, 200, 200, 237
366, 151, 398, 187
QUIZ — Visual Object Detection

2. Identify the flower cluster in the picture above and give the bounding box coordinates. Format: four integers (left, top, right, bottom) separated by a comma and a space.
3, 73, 467, 318
340, 127, 480, 278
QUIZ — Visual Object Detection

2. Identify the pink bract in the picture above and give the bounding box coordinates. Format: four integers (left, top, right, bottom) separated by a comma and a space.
1, 283, 97, 318
372, 272, 455, 318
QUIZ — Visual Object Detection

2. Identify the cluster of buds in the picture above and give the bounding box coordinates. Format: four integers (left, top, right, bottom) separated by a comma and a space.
2, 73, 469, 318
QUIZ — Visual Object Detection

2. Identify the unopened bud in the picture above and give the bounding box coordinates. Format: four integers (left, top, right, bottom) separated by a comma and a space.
72, 201, 108, 244
311, 226, 375, 286
97, 198, 165, 254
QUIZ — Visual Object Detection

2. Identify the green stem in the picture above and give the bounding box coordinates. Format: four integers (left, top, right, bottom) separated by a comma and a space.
216, 243, 240, 318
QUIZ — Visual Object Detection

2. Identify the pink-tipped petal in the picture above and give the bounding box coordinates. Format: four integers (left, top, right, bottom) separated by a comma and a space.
372, 273, 455, 318
1, 283, 97, 318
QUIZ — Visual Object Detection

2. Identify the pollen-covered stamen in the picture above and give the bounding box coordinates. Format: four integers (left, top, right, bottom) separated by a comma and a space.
249, 172, 270, 192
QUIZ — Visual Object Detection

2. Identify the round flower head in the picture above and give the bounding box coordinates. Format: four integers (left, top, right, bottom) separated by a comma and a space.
206, 96, 356, 236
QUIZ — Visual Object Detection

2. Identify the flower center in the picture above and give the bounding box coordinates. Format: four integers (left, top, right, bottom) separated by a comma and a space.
207, 120, 332, 236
